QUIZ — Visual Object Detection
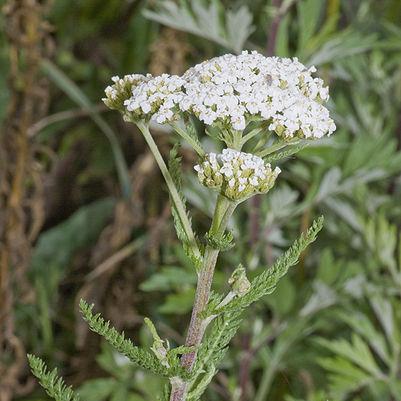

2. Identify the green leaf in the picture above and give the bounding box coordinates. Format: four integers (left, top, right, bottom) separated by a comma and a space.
187, 363, 216, 401
265, 275, 295, 316
315, 167, 341, 202
78, 378, 116, 401
275, 14, 290, 57
30, 198, 115, 351
204, 230, 235, 251
140, 266, 196, 292
307, 30, 379, 66
158, 287, 196, 315
27, 355, 80, 401
193, 309, 243, 383
225, 5, 255, 53
79, 300, 169, 377
336, 310, 391, 366
216, 217, 324, 315
31, 198, 115, 277
317, 334, 381, 377
318, 355, 372, 398
263, 142, 308, 163
297, 0, 325, 51
143, 0, 253, 53
369, 296, 394, 344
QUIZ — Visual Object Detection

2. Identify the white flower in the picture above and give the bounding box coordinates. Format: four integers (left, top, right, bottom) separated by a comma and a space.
105, 51, 336, 140
103, 74, 152, 111
123, 74, 185, 123
181, 51, 335, 139
194, 148, 280, 201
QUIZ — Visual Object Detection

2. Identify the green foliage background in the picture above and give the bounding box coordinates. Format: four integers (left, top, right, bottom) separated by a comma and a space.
1, 0, 401, 400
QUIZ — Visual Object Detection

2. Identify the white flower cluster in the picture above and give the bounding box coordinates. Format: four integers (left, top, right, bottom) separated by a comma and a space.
103, 74, 152, 111
194, 148, 280, 201
124, 74, 186, 124
182, 52, 335, 138
104, 51, 336, 139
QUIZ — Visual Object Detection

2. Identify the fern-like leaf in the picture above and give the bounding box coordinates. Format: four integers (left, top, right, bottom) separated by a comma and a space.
204, 230, 235, 251
79, 299, 169, 377
27, 354, 80, 401
192, 217, 324, 384
216, 216, 324, 314
190, 309, 243, 387
157, 384, 171, 401
187, 363, 216, 401
263, 143, 308, 163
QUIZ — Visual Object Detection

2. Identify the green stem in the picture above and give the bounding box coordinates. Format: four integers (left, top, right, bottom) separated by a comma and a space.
170, 195, 237, 401
257, 138, 299, 158
137, 123, 202, 262
232, 130, 243, 150
170, 123, 205, 157
240, 127, 266, 147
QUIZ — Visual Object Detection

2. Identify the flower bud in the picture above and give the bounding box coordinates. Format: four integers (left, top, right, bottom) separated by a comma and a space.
103, 74, 152, 112
228, 265, 251, 297
144, 317, 170, 368
194, 149, 280, 201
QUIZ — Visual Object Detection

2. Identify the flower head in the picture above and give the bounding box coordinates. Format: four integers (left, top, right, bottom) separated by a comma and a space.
103, 74, 152, 112
194, 148, 280, 201
104, 51, 336, 140
181, 51, 335, 138
123, 74, 186, 124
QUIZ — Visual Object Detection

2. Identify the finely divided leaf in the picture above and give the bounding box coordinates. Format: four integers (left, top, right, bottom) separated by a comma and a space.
263, 143, 308, 164
79, 300, 169, 377
190, 309, 243, 388
191, 218, 324, 386
27, 355, 80, 401
215, 216, 324, 315
187, 363, 216, 401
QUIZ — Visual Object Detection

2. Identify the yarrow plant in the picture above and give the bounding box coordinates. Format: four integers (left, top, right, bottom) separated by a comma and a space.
29, 51, 335, 401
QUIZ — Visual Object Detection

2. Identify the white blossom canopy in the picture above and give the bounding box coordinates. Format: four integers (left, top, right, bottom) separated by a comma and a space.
104, 51, 336, 140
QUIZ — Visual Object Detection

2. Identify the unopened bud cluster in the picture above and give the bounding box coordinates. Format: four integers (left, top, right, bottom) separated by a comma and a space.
228, 266, 251, 297
104, 74, 152, 117
194, 149, 280, 201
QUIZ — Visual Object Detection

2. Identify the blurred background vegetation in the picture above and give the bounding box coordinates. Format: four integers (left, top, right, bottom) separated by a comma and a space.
1, 0, 401, 400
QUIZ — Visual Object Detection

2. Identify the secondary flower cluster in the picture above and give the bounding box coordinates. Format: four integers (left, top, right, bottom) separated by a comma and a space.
103, 51, 336, 139
194, 148, 280, 201
124, 74, 186, 124
103, 74, 152, 118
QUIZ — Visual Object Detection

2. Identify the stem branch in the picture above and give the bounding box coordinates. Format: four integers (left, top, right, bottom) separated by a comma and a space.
137, 123, 202, 262
170, 123, 205, 157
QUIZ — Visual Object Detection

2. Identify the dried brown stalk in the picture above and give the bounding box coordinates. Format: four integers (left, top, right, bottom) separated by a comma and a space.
0, 1, 52, 399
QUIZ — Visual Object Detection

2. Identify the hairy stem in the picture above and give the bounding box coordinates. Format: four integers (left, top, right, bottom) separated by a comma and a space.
171, 195, 236, 400
170, 123, 205, 157
137, 123, 202, 262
